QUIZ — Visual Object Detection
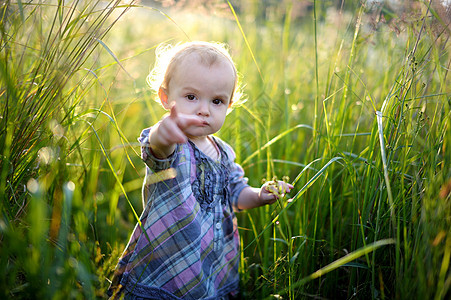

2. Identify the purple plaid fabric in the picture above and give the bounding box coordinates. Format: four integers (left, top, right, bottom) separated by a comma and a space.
108, 128, 249, 300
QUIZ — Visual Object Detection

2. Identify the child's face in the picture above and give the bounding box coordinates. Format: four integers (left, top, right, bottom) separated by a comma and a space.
160, 56, 235, 139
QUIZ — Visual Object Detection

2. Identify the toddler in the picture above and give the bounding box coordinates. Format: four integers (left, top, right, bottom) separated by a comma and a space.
108, 41, 293, 299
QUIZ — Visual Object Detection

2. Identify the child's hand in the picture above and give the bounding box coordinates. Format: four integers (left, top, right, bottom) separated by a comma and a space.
155, 104, 204, 146
258, 180, 294, 205
149, 103, 204, 158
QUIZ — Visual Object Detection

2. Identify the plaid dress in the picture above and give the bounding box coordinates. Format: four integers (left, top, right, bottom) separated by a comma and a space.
108, 128, 249, 299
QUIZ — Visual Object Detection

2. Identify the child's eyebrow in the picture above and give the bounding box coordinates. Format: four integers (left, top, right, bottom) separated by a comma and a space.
213, 93, 231, 101
180, 86, 200, 94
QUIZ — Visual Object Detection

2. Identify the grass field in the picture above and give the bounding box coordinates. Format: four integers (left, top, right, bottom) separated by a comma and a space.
0, 0, 450, 299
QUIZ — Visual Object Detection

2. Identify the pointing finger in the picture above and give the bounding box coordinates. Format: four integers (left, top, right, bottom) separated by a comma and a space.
168, 103, 204, 131
176, 113, 204, 130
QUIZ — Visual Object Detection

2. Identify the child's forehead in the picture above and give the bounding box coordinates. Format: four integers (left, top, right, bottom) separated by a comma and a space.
172, 51, 235, 77
177, 50, 231, 68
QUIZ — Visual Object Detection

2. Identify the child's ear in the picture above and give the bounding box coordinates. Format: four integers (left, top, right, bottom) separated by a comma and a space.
158, 87, 170, 109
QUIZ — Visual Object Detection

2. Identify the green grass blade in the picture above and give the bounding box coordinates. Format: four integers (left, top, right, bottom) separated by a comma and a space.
276, 238, 395, 297
227, 0, 263, 82
242, 124, 313, 166
376, 111, 395, 220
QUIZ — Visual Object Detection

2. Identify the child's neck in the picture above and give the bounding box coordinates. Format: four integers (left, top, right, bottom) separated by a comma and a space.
190, 136, 220, 161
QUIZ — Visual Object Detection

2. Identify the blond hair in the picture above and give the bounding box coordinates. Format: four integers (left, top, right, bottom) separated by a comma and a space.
146, 41, 245, 108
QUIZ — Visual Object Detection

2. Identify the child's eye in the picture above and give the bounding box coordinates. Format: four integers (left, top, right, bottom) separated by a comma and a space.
186, 94, 196, 101
212, 99, 224, 105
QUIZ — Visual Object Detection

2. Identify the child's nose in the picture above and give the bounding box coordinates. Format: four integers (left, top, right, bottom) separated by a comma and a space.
197, 101, 210, 116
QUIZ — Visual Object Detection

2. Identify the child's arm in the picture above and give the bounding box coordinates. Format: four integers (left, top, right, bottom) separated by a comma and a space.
148, 104, 203, 158
236, 180, 294, 210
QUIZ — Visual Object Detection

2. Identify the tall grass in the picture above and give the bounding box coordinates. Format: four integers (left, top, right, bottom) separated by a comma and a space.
224, 2, 450, 299
1, 0, 450, 299
0, 0, 133, 298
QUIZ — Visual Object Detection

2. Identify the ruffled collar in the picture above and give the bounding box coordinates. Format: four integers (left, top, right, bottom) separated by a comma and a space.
189, 137, 231, 210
